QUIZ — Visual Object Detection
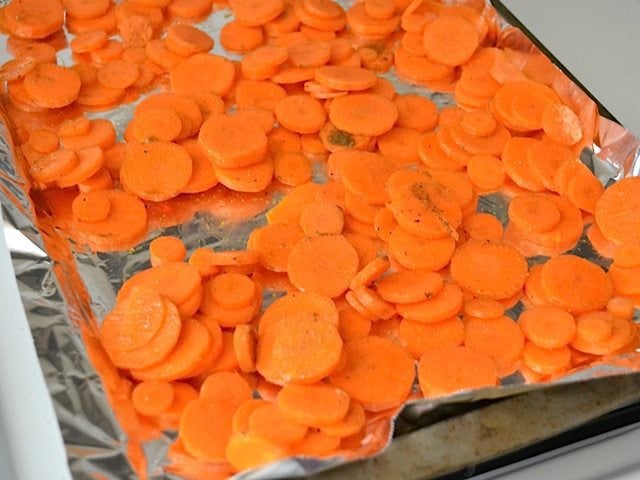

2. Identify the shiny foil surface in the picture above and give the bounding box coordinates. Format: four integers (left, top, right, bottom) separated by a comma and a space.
1, 1, 640, 479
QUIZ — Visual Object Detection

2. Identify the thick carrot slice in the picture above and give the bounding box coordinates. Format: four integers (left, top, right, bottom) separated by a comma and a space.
393, 94, 438, 133
329, 93, 398, 136
209, 272, 256, 310
449, 121, 511, 156
396, 283, 463, 323
522, 343, 571, 375
4, 0, 64, 39
376, 270, 442, 305
314, 65, 377, 92
167, 0, 213, 18
213, 157, 274, 193
501, 137, 545, 192
575, 311, 613, 343
118, 15, 153, 48
70, 30, 108, 53
258, 291, 338, 336
179, 398, 235, 461
277, 382, 349, 428
230, 0, 284, 27
377, 127, 421, 164
220, 21, 263, 53
120, 141, 192, 201
233, 399, 270, 434
56, 146, 106, 188
96, 60, 140, 89
225, 433, 289, 470
399, 316, 465, 357
508, 193, 562, 234
131, 107, 183, 143
166, 24, 214, 56
136, 93, 203, 139
149, 236, 186, 267
247, 223, 304, 273
542, 103, 582, 146
418, 345, 497, 396
130, 318, 212, 381
463, 298, 505, 319
256, 314, 343, 385
29, 149, 79, 186
337, 307, 372, 341
275, 94, 327, 134
319, 400, 365, 438
571, 315, 634, 355
540, 255, 613, 314
132, 380, 175, 416
388, 226, 456, 271
422, 15, 479, 66
23, 63, 81, 109
451, 239, 528, 300
595, 177, 640, 246
200, 371, 253, 407
248, 403, 308, 446
460, 110, 496, 137
29, 128, 59, 154
232, 325, 257, 373
287, 234, 359, 298
102, 298, 181, 370
170, 53, 235, 96
462, 213, 504, 241
464, 315, 524, 376
329, 336, 414, 411
518, 306, 576, 349
606, 296, 635, 320
91, 39, 124, 65
61, 119, 116, 151
59, 116, 91, 138
199, 113, 267, 168
303, 0, 343, 19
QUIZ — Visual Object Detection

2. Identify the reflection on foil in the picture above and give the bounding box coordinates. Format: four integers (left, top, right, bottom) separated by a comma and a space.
1, 2, 640, 479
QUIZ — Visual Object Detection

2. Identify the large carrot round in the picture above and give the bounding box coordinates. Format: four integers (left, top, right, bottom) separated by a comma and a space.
170, 53, 236, 96
418, 346, 497, 397
199, 114, 268, 168
464, 315, 524, 376
422, 16, 479, 66
329, 93, 398, 136
277, 383, 350, 428
388, 226, 456, 271
179, 398, 235, 461
451, 239, 528, 300
329, 336, 414, 411
23, 63, 81, 109
399, 317, 465, 357
518, 306, 576, 349
595, 177, 640, 245
396, 283, 463, 323
287, 234, 359, 298
258, 291, 338, 336
131, 380, 175, 416
5, 0, 64, 39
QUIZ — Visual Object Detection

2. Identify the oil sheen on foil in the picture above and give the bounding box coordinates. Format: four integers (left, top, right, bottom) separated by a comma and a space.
1, 1, 640, 479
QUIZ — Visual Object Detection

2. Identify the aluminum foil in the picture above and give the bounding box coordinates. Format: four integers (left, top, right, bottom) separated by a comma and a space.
2, 2, 640, 479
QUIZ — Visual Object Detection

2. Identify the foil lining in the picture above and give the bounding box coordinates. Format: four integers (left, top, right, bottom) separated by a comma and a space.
2, 2, 640, 479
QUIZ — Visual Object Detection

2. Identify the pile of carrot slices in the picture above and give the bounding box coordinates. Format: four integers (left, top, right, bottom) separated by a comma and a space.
2, 0, 640, 476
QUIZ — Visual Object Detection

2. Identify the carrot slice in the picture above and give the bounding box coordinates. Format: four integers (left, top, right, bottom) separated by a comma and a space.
230, 0, 284, 27
337, 307, 372, 341
606, 296, 635, 320
56, 146, 106, 188
200, 371, 253, 407
396, 283, 463, 323
501, 137, 545, 192
136, 92, 203, 139
220, 20, 263, 53
76, 81, 125, 107
199, 113, 267, 168
417, 131, 465, 171
256, 314, 343, 385
29, 128, 59, 154
213, 157, 274, 193
393, 94, 438, 133
373, 207, 397, 242
462, 212, 504, 241
575, 311, 613, 343
451, 239, 528, 300
314, 65, 377, 92
209, 273, 257, 310
96, 60, 139, 89
66, 5, 117, 34
120, 141, 192, 201
329, 93, 398, 136
258, 291, 338, 337
595, 177, 640, 246
540, 255, 613, 314
61, 119, 116, 151
247, 223, 304, 273
22, 63, 81, 109
70, 30, 108, 53
448, 121, 511, 156
166, 24, 214, 56
132, 380, 175, 416
463, 298, 505, 319
508, 193, 562, 234
170, 53, 235, 96
248, 403, 308, 446
542, 103, 582, 146
422, 15, 479, 66
571, 314, 634, 355
4, 0, 64, 39
464, 315, 524, 376
59, 116, 91, 138
29, 149, 79, 186
299, 201, 344, 236
150, 236, 186, 267
231, 325, 256, 373
522, 343, 571, 375
399, 316, 465, 357
333, 150, 396, 206
518, 306, 576, 349
232, 399, 270, 434
388, 226, 456, 271
275, 94, 327, 134
167, 0, 213, 18
118, 15, 153, 48
277, 382, 350, 428
131, 107, 183, 143
72, 190, 111, 222
225, 433, 289, 470
376, 270, 443, 305
418, 345, 497, 396
329, 336, 414, 411
179, 398, 235, 461
287, 234, 359, 298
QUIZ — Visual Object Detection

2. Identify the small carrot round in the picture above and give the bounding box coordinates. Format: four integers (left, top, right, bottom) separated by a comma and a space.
131, 107, 183, 143
232, 399, 270, 434
179, 398, 235, 461
329, 335, 414, 411
329, 93, 398, 136
463, 298, 505, 319
4, 0, 64, 39
396, 283, 463, 323
131, 380, 175, 416
118, 15, 153, 48
248, 403, 308, 446
275, 94, 327, 134
418, 346, 497, 397
462, 213, 504, 241
59, 116, 91, 138
571, 315, 635, 355
29, 128, 59, 154
277, 382, 350, 428
595, 177, 640, 246
149, 236, 186, 267
220, 20, 264, 53
338, 150, 397, 205
166, 24, 214, 57
464, 315, 524, 376
248, 223, 304, 273
273, 151, 312, 186
96, 60, 140, 89
287, 234, 359, 298
209, 273, 257, 310
199, 371, 252, 407
461, 110, 497, 137
72, 190, 111, 223
509, 193, 562, 234
300, 201, 345, 237
233, 325, 257, 373
518, 306, 576, 349
522, 343, 571, 376
575, 311, 613, 343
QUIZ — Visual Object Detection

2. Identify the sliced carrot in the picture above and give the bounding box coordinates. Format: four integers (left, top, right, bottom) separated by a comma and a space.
213, 157, 274, 193
72, 190, 111, 222
167, 0, 213, 17
199, 113, 267, 168
248, 403, 308, 446
247, 223, 304, 273
23, 63, 81, 109
417, 131, 465, 171
118, 15, 153, 48
209, 331, 240, 373
276, 382, 349, 429
131, 108, 183, 144
462, 213, 504, 241
59, 116, 91, 138
501, 137, 546, 192
225, 433, 289, 470
388, 225, 456, 271
571, 314, 634, 355
314, 65, 377, 92
258, 291, 338, 337
170, 53, 235, 96
465, 154, 504, 191
329, 336, 414, 411
287, 234, 359, 298
256, 313, 343, 385
299, 201, 344, 236
595, 177, 640, 246
418, 345, 497, 396
232, 399, 270, 434
132, 380, 175, 416
275, 94, 327, 134
145, 39, 186, 70
232, 325, 256, 373
575, 311, 613, 343
200, 371, 252, 407
219, 20, 263, 53
179, 398, 235, 461
66, 5, 117, 34
56, 146, 106, 188
149, 236, 186, 267
61, 119, 116, 151
396, 283, 463, 323
606, 296, 635, 320
337, 150, 397, 205
422, 15, 479, 67
518, 306, 576, 349
539, 255, 612, 314
463, 298, 505, 319
166, 23, 213, 57
70, 30, 108, 53
329, 93, 398, 136
542, 103, 582, 146
28, 128, 59, 154
76, 81, 125, 107
230, 0, 284, 27
464, 315, 524, 376
295, 0, 346, 32
96, 60, 140, 89
509, 193, 562, 234
451, 239, 528, 300
91, 39, 124, 65
337, 307, 372, 341
4, 0, 64, 39
264, 5, 300, 36
522, 342, 571, 375
392, 94, 438, 132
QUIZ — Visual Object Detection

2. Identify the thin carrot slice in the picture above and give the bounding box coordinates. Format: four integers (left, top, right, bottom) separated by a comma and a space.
145, 39, 186, 70
150, 236, 186, 267
575, 311, 613, 343
131, 108, 183, 143
72, 190, 111, 222
518, 306, 576, 349
230, 0, 284, 27
256, 314, 343, 385
329, 336, 414, 411
23, 63, 81, 109
462, 213, 504, 241
29, 128, 59, 154
66, 5, 117, 34
200, 371, 252, 407
418, 345, 497, 396
329, 93, 398, 136
466, 154, 504, 191
417, 131, 465, 171
4, 0, 64, 39
96, 60, 139, 89
287, 234, 359, 298
463, 298, 505, 319
179, 139, 219, 193
295, 0, 346, 32
595, 177, 640, 245
179, 398, 235, 461
606, 296, 635, 320
232, 399, 271, 434
59, 116, 91, 138
130, 318, 212, 381
276, 382, 349, 429
220, 21, 263, 53
275, 94, 327, 134
393, 94, 438, 133
376, 270, 443, 305
333, 150, 396, 206
225, 434, 289, 470
337, 307, 372, 340
396, 283, 463, 323
565, 167, 604, 214
571, 314, 634, 355
70, 30, 108, 53
118, 15, 153, 48
388, 226, 456, 271
213, 157, 274, 193
199, 113, 267, 168
248, 403, 308, 446
299, 201, 345, 236
56, 146, 106, 188
501, 137, 545, 192
136, 93, 203, 139
522, 343, 571, 375
258, 291, 337, 337
76, 81, 125, 107
464, 315, 524, 376
314, 65, 377, 91
91, 39, 124, 65
303, 0, 343, 19
399, 316, 464, 357
170, 53, 235, 97
349, 256, 389, 290
209, 273, 257, 310
377, 127, 421, 165
508, 193, 562, 234
166, 24, 214, 57
540, 255, 613, 314
132, 380, 175, 416
542, 103, 582, 146
61, 119, 116, 151
247, 223, 304, 273
449, 121, 511, 156
422, 15, 479, 66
